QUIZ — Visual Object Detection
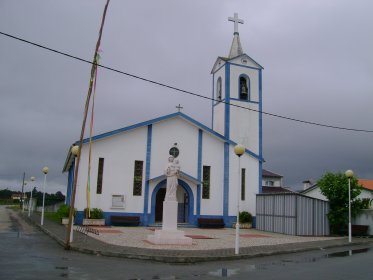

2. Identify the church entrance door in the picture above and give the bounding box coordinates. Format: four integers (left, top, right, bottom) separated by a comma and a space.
155, 188, 166, 222
154, 187, 189, 223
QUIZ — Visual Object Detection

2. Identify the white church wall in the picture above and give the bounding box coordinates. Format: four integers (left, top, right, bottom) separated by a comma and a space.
240, 154, 259, 216
213, 104, 225, 136
151, 117, 199, 179
228, 147, 259, 217
200, 133, 225, 215
75, 127, 148, 213
229, 100, 259, 153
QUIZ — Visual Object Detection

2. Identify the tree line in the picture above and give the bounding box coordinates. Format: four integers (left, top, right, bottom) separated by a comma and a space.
0, 188, 65, 206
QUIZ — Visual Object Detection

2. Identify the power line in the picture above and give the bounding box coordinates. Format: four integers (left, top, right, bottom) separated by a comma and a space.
1, 30, 372, 133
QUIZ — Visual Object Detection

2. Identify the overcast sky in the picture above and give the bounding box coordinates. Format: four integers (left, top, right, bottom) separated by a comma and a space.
1, 0, 372, 194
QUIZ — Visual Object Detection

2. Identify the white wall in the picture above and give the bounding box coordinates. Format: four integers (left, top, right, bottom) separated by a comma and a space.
353, 210, 373, 235
75, 126, 148, 213
228, 64, 260, 152
262, 178, 282, 187
200, 132, 225, 215
304, 187, 373, 205
228, 146, 259, 217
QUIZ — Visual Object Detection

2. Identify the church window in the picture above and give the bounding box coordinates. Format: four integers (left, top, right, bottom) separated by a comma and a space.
241, 168, 246, 201
96, 158, 104, 194
239, 76, 249, 100
133, 160, 143, 196
217, 77, 222, 101
202, 165, 211, 199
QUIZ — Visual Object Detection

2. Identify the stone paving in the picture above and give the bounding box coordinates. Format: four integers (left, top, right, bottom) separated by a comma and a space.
91, 226, 342, 251
17, 209, 373, 263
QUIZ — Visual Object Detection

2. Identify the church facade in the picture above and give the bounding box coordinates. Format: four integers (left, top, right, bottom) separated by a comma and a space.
63, 14, 263, 227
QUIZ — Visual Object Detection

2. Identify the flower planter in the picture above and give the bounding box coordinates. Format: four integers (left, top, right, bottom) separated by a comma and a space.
61, 218, 70, 225
82, 218, 105, 226
233, 223, 252, 229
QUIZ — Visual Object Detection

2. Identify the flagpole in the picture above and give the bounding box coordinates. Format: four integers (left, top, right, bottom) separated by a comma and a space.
65, 0, 111, 249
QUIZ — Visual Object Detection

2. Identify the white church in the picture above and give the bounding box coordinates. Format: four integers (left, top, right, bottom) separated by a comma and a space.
63, 13, 264, 227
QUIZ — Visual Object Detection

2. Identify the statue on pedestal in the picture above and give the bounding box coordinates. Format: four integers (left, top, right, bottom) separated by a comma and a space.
165, 156, 180, 201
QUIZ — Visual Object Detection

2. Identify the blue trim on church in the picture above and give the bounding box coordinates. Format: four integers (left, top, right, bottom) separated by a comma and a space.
143, 124, 152, 225
259, 69, 263, 193
197, 129, 203, 216
66, 160, 74, 206
223, 142, 230, 223
211, 73, 215, 129
224, 63, 230, 139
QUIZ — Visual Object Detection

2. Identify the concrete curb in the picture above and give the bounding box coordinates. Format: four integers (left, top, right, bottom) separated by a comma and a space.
18, 210, 373, 263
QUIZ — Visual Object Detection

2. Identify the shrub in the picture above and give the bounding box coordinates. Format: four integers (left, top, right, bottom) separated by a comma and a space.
239, 211, 252, 224
57, 204, 76, 218
84, 208, 104, 219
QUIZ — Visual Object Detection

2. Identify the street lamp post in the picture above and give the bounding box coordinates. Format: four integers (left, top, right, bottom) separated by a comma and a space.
28, 176, 35, 217
345, 169, 353, 243
66, 145, 80, 244
22, 181, 28, 212
234, 144, 245, 255
41, 167, 49, 226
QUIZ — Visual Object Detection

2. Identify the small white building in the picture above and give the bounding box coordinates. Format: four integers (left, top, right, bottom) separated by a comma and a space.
63, 14, 264, 227
301, 179, 373, 208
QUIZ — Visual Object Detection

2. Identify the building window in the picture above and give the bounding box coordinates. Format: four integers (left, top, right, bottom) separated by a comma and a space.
265, 180, 274, 187
96, 158, 104, 194
241, 168, 246, 201
202, 165, 211, 199
239, 76, 249, 100
133, 160, 143, 196
217, 77, 222, 101
112, 195, 125, 208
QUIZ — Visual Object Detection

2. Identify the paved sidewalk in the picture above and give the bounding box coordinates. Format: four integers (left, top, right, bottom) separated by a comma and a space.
19, 210, 373, 263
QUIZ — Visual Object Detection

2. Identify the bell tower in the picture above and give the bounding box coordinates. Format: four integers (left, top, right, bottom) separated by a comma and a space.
211, 13, 263, 157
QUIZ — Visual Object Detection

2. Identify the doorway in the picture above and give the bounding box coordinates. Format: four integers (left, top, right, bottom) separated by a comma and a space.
154, 186, 189, 223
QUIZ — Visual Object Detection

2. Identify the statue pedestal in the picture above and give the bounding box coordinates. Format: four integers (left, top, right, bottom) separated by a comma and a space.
147, 200, 192, 245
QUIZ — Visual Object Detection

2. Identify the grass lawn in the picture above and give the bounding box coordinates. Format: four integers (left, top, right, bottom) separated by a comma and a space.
44, 212, 61, 224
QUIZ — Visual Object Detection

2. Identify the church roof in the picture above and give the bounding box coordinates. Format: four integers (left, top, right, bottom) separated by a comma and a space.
63, 112, 262, 172
262, 169, 283, 178
210, 54, 263, 74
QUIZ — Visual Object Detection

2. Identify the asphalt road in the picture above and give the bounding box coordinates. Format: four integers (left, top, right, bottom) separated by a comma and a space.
0, 205, 372, 280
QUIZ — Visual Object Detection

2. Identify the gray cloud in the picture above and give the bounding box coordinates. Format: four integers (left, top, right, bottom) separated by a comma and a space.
0, 0, 372, 193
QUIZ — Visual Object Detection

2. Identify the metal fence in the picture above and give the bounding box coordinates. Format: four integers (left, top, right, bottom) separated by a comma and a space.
256, 193, 330, 236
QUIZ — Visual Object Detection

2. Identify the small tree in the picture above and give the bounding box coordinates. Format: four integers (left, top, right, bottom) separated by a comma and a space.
317, 172, 362, 233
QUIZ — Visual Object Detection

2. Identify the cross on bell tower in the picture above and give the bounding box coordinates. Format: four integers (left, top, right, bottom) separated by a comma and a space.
228, 13, 244, 34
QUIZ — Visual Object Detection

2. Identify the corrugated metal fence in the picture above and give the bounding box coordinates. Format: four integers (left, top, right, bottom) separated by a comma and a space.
256, 193, 330, 236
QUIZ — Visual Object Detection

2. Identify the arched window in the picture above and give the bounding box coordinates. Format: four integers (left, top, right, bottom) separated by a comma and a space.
239, 76, 249, 100
217, 77, 222, 101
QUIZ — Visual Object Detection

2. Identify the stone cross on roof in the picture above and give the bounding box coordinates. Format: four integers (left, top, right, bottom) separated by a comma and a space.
228, 13, 244, 34
176, 104, 183, 112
